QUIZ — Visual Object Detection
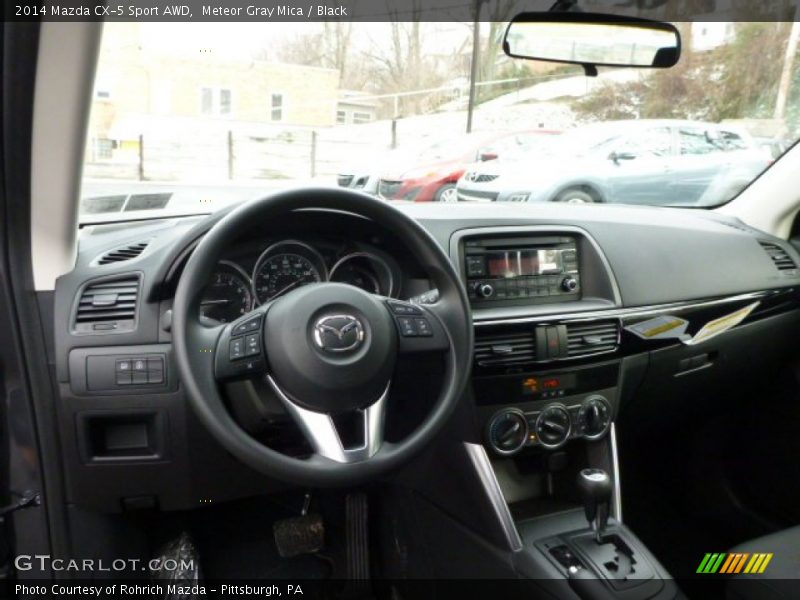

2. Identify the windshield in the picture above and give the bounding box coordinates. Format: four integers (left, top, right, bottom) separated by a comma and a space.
80, 20, 800, 222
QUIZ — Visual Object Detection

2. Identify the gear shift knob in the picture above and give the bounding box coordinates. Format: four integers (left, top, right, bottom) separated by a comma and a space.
577, 468, 612, 542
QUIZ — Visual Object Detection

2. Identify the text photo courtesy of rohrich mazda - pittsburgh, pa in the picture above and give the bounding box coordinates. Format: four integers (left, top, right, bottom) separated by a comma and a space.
3, 2, 800, 600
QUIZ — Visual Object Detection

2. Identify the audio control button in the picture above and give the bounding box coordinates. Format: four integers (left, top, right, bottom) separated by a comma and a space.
477, 283, 494, 299
561, 276, 579, 292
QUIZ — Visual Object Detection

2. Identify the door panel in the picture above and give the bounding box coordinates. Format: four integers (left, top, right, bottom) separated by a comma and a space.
606, 127, 675, 205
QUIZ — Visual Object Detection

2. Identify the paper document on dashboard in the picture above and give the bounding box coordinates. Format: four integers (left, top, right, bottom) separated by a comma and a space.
683, 302, 759, 346
626, 316, 689, 340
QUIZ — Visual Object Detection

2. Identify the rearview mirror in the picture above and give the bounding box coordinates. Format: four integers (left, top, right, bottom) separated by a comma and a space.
504, 13, 680, 69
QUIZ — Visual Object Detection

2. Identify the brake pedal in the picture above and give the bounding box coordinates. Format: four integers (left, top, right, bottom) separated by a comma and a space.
273, 493, 324, 558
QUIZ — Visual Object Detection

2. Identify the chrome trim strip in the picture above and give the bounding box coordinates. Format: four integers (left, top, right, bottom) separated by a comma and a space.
610, 422, 622, 523
473, 289, 782, 327
464, 442, 524, 552
267, 375, 389, 464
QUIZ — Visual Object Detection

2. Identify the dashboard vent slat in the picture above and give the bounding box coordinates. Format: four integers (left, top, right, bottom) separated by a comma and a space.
565, 320, 619, 357
474, 330, 536, 366
96, 241, 150, 265
759, 241, 798, 272
74, 275, 140, 333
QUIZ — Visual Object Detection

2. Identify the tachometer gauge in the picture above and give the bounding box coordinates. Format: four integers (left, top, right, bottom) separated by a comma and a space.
199, 261, 253, 323
329, 252, 395, 297
331, 264, 380, 294
252, 241, 327, 304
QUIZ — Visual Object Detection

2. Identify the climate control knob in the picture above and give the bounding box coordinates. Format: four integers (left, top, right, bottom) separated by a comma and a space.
535, 404, 572, 449
487, 409, 528, 456
577, 396, 612, 440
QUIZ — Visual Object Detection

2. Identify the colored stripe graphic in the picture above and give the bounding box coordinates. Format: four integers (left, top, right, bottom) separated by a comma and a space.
719, 554, 736, 574
758, 554, 773, 573
697, 552, 771, 574
723, 553, 745, 574
709, 553, 726, 573
697, 554, 713, 573
698, 553, 726, 573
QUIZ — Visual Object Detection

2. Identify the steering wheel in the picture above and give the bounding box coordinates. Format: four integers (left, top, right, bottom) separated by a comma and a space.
172, 188, 472, 487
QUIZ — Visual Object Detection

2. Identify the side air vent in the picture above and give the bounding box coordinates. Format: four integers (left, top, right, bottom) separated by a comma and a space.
474, 329, 536, 366
759, 241, 798, 272
95, 241, 150, 265
566, 320, 619, 357
74, 275, 140, 333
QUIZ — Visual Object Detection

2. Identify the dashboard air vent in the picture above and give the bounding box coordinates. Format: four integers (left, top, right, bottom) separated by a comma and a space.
566, 320, 619, 357
759, 241, 798, 272
96, 241, 150, 265
474, 329, 536, 366
74, 275, 140, 333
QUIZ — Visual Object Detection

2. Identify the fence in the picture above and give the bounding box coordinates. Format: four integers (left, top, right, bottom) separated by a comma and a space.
84, 127, 392, 183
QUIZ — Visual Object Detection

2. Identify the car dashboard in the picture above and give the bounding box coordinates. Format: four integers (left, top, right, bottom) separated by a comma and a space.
53, 199, 800, 512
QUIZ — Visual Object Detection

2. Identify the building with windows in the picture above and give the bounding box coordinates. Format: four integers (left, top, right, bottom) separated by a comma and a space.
86, 23, 341, 165
336, 91, 379, 125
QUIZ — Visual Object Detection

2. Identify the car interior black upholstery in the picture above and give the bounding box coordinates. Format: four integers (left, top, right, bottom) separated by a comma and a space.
4, 7, 800, 600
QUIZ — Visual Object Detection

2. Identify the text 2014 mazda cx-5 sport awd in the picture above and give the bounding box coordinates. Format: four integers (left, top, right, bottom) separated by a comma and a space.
2, 3, 800, 600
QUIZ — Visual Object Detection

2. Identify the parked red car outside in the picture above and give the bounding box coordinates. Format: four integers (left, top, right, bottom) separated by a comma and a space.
377, 129, 559, 202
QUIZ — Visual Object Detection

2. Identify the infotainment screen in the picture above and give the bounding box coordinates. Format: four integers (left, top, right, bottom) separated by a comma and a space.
486, 249, 564, 278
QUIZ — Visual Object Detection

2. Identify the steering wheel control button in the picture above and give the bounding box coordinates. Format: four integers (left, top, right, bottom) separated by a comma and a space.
232, 315, 262, 337
388, 300, 422, 315
239, 359, 265, 375
229, 338, 245, 360
414, 318, 433, 336
244, 333, 261, 356
396, 316, 418, 337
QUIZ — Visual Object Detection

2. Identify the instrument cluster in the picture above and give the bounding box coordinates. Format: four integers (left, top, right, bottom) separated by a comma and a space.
199, 239, 399, 323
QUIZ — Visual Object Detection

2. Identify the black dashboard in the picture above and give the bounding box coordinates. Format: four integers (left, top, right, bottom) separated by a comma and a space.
52, 199, 800, 511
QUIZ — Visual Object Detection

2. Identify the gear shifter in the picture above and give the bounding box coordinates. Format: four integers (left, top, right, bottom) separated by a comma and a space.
577, 468, 612, 542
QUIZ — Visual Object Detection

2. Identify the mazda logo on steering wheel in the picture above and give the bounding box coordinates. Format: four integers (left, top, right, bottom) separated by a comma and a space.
312, 314, 365, 353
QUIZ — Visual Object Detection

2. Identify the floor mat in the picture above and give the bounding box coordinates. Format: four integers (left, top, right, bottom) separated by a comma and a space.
185, 495, 332, 580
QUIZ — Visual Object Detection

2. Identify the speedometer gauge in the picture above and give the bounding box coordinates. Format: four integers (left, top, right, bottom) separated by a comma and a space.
199, 261, 253, 323
252, 241, 327, 304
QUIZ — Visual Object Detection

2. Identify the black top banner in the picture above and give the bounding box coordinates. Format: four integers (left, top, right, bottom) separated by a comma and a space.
4, 0, 800, 22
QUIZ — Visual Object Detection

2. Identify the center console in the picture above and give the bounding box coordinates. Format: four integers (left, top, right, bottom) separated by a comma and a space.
453, 227, 684, 598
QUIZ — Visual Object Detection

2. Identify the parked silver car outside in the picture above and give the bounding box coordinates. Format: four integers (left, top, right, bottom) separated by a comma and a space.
456, 120, 770, 207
